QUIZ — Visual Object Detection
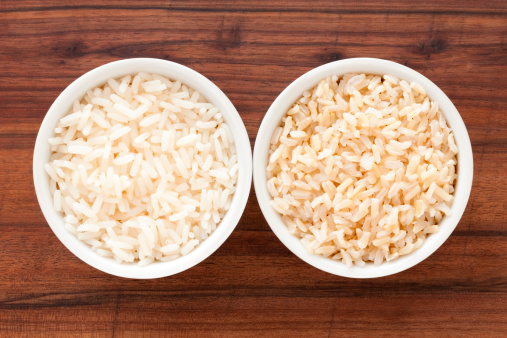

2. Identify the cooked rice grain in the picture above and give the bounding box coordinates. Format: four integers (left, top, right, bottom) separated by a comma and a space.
267, 73, 457, 266
46, 73, 238, 264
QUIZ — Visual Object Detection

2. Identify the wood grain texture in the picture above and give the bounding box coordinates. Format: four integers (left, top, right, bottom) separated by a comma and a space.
0, 0, 506, 336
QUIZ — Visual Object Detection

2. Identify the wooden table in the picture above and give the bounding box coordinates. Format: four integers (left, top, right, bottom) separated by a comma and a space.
1, 1, 506, 336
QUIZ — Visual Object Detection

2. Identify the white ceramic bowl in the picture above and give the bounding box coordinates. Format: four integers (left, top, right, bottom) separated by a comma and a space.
253, 58, 473, 278
33, 58, 252, 279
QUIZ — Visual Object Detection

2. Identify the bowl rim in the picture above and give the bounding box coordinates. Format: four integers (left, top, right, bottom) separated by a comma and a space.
33, 58, 252, 279
253, 57, 473, 278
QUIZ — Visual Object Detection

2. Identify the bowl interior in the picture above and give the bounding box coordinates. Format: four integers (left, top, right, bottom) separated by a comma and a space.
253, 58, 473, 278
33, 58, 252, 279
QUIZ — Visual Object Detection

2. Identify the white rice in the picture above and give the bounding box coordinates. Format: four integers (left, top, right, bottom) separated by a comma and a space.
46, 73, 238, 264
267, 73, 458, 266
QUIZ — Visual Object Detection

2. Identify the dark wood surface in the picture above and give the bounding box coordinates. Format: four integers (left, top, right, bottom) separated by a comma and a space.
0, 1, 506, 336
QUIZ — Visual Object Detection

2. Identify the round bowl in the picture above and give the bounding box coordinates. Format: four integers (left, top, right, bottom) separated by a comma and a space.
253, 57, 473, 278
33, 58, 252, 279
